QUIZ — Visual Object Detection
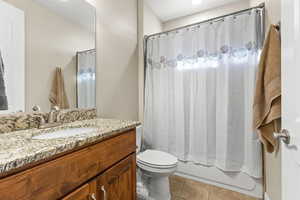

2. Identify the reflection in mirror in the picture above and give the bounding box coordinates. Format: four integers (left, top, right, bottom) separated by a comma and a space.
0, 0, 96, 113
77, 49, 96, 108
0, 1, 25, 113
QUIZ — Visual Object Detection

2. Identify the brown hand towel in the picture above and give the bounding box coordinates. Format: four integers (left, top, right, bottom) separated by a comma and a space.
253, 25, 281, 153
49, 67, 70, 109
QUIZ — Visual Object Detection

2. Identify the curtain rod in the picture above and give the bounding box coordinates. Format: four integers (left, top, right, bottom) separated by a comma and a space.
145, 3, 265, 40
77, 49, 96, 55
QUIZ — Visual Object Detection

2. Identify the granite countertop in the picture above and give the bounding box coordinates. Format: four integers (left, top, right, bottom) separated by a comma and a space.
0, 118, 140, 174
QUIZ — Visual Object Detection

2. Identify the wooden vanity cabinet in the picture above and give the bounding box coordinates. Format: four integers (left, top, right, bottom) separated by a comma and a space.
62, 154, 136, 200
0, 129, 137, 200
96, 154, 136, 200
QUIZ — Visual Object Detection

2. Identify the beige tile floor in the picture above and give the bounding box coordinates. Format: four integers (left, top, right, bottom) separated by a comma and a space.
169, 175, 259, 200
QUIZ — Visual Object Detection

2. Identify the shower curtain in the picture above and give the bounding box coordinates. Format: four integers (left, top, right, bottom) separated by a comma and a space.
77, 50, 96, 108
144, 9, 264, 178
0, 50, 8, 110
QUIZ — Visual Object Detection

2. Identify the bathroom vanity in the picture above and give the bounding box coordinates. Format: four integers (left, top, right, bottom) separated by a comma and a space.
0, 118, 139, 200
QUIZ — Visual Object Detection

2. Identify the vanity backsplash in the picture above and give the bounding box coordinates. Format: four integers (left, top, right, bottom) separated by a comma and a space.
0, 108, 97, 134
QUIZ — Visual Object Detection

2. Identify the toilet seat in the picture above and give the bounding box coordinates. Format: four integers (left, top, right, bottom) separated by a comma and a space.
137, 159, 177, 169
137, 150, 178, 169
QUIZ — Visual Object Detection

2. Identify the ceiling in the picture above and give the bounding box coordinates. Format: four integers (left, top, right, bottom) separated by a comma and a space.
145, 0, 248, 22
34, 0, 96, 32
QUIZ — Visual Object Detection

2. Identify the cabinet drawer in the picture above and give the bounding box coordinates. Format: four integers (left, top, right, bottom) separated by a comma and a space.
0, 130, 136, 200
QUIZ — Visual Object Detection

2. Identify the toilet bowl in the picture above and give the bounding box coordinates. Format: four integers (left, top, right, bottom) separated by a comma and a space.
136, 126, 178, 200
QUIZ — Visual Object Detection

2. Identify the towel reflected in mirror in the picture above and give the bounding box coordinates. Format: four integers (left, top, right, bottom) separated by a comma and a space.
49, 67, 70, 109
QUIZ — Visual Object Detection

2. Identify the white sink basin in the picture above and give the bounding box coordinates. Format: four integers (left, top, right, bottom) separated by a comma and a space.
32, 127, 98, 140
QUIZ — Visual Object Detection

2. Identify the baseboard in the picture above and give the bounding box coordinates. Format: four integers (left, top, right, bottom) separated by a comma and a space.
264, 193, 271, 200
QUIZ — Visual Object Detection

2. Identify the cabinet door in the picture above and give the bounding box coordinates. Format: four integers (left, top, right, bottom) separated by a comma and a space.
97, 154, 136, 200
62, 180, 97, 200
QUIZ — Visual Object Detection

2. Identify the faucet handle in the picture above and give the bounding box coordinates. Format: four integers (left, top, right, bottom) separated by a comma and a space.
37, 115, 46, 125
49, 106, 61, 123
32, 105, 41, 112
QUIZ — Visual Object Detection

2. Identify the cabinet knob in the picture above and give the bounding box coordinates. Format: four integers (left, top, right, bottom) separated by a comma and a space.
90, 193, 97, 200
101, 186, 107, 200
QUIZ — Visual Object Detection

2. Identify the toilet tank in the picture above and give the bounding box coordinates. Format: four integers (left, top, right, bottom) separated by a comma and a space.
136, 125, 142, 153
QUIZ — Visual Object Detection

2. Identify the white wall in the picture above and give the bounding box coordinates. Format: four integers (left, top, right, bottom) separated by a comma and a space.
96, 0, 139, 120
249, 1, 281, 200
3, 0, 95, 112
163, 1, 250, 31
144, 2, 163, 36
250, 0, 281, 27
138, 0, 144, 122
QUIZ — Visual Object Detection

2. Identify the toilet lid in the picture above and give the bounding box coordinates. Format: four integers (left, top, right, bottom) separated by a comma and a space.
137, 150, 178, 167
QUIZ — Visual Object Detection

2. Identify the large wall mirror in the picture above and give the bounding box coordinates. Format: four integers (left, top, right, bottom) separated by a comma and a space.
0, 0, 96, 113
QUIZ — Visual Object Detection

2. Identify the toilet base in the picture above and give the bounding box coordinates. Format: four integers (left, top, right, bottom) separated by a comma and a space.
138, 168, 172, 200
148, 175, 171, 200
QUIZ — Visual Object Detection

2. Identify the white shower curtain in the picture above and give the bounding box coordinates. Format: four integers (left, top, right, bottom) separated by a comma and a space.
144, 9, 264, 178
77, 50, 96, 108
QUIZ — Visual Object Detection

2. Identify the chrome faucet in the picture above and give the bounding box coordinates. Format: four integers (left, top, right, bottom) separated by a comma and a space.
48, 106, 60, 123
32, 105, 62, 129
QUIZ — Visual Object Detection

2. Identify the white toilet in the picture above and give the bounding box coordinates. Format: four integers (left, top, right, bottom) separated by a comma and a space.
136, 126, 178, 200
